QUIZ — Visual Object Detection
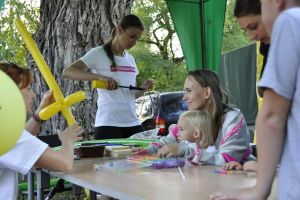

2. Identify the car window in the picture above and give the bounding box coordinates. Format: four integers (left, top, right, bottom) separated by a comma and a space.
160, 94, 188, 118
136, 95, 158, 120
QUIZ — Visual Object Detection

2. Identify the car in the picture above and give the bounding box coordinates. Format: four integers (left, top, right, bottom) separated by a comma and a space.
135, 91, 188, 135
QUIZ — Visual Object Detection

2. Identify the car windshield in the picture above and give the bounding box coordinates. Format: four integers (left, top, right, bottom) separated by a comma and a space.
160, 93, 188, 118
136, 95, 158, 120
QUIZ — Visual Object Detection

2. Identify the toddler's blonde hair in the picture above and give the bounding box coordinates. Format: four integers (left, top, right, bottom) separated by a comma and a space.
180, 110, 214, 148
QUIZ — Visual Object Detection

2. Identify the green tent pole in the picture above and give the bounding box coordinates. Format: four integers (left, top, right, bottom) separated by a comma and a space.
200, 0, 206, 68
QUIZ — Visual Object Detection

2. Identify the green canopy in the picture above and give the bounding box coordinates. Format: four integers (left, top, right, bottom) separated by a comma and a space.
166, 0, 227, 72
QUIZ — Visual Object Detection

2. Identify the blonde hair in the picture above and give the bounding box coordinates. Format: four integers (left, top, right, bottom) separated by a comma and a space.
180, 110, 214, 148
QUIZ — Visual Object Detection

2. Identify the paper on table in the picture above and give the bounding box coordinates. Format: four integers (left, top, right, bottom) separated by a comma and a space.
94, 159, 151, 173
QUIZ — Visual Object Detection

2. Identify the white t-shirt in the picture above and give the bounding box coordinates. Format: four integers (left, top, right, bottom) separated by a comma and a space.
80, 46, 141, 127
258, 8, 300, 200
0, 130, 48, 200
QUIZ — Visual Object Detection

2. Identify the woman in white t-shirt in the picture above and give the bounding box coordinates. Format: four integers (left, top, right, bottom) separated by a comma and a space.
62, 14, 154, 140
0, 63, 83, 200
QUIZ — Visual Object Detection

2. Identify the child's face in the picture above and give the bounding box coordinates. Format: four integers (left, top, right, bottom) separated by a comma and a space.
177, 116, 198, 143
261, 0, 281, 34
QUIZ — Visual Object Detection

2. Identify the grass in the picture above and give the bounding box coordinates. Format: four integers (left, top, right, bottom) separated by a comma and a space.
17, 174, 86, 200
18, 190, 86, 200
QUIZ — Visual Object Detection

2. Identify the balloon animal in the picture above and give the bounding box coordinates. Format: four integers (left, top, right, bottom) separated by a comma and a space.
15, 19, 85, 125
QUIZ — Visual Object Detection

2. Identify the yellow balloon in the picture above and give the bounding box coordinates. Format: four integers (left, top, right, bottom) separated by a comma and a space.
15, 18, 86, 126
91, 80, 108, 89
39, 102, 63, 120
64, 91, 85, 106
0, 71, 25, 155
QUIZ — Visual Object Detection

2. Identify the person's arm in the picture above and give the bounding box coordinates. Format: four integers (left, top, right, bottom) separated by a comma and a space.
25, 115, 42, 136
144, 131, 179, 154
133, 124, 179, 155
62, 60, 118, 90
157, 141, 194, 158
254, 89, 290, 198
34, 124, 83, 171
25, 90, 54, 136
62, 60, 99, 81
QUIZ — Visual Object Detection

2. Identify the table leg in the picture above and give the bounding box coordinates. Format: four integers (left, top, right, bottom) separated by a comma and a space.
27, 171, 34, 200
90, 190, 97, 200
72, 184, 82, 198
36, 170, 50, 200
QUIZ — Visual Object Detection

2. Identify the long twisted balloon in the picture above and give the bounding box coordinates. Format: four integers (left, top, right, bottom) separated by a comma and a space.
15, 19, 85, 125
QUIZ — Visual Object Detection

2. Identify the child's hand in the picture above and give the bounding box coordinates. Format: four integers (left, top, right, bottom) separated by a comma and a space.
157, 143, 179, 157
243, 160, 257, 172
58, 124, 83, 144
132, 147, 148, 155
36, 90, 55, 113
224, 161, 242, 170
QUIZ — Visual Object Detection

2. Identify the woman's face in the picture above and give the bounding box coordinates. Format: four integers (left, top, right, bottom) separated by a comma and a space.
183, 76, 210, 111
118, 27, 143, 50
20, 83, 36, 113
177, 116, 197, 143
237, 14, 270, 44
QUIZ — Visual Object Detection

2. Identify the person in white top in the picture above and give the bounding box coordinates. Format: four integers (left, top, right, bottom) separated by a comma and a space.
62, 14, 154, 140
0, 63, 83, 200
210, 0, 300, 199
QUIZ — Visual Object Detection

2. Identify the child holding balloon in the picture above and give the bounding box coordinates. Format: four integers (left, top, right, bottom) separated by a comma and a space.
0, 63, 83, 200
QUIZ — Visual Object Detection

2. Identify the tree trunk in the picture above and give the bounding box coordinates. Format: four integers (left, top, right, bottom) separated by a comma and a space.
29, 0, 133, 135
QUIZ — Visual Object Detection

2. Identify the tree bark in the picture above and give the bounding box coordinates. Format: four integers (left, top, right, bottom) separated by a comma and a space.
29, 0, 133, 135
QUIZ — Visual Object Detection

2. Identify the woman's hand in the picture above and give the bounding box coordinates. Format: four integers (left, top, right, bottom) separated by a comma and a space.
99, 76, 118, 90
36, 90, 55, 114
141, 79, 155, 90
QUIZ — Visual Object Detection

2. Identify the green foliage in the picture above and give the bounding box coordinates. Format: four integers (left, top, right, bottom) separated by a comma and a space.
132, 0, 181, 61
0, 0, 252, 91
222, 0, 252, 53
131, 0, 187, 92
130, 43, 187, 92
0, 0, 39, 66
